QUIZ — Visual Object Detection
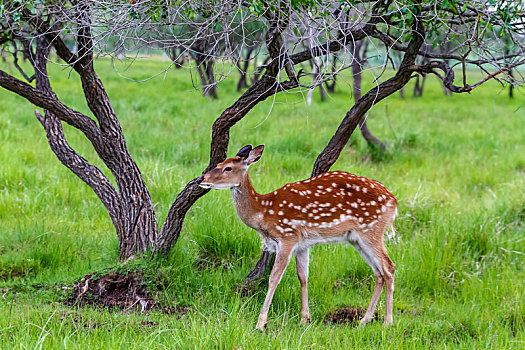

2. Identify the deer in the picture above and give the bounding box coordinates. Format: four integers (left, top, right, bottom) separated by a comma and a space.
198, 145, 397, 331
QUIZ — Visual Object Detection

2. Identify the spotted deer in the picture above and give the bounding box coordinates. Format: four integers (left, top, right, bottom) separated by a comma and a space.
198, 145, 397, 331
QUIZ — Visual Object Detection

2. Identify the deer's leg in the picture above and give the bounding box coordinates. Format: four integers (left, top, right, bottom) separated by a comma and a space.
295, 247, 310, 325
351, 239, 385, 326
382, 252, 395, 325
255, 244, 293, 331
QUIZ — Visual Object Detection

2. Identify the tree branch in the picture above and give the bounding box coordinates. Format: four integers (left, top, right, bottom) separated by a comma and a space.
36, 110, 124, 239
409, 59, 525, 93
0, 69, 103, 139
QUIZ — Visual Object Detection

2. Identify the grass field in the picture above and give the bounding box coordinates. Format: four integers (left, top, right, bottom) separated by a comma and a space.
0, 58, 524, 349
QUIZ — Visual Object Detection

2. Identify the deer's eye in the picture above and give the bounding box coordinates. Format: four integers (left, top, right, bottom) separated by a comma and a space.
224, 166, 232, 172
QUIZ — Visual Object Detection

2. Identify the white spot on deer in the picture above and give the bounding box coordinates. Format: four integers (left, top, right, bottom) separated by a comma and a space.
355, 186, 360, 191
317, 185, 324, 189
276, 226, 284, 233
332, 183, 337, 187
358, 217, 364, 223
351, 202, 358, 208
273, 191, 278, 195
330, 207, 337, 212
381, 205, 387, 213
314, 216, 320, 220
346, 209, 352, 214
370, 201, 376, 206
304, 179, 311, 183
326, 188, 333, 192
364, 212, 369, 216
362, 187, 368, 193
370, 184, 375, 188
278, 211, 284, 215
268, 210, 274, 215
302, 208, 307, 213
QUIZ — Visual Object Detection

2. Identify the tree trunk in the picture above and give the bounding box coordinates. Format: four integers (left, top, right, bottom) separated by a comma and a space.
351, 40, 386, 150
0, 4, 161, 260
413, 74, 426, 97
399, 86, 405, 99
324, 53, 338, 93
237, 47, 255, 91
204, 60, 218, 99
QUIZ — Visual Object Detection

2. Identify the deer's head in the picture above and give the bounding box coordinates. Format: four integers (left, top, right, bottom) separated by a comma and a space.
199, 145, 264, 190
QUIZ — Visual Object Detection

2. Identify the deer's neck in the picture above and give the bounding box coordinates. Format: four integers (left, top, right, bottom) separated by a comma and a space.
230, 173, 264, 230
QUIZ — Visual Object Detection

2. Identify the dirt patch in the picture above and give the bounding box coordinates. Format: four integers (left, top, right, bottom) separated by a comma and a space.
68, 272, 154, 312
324, 306, 378, 325
67, 271, 192, 316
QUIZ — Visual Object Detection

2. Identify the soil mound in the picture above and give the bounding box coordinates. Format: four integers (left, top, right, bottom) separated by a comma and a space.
68, 272, 154, 312
324, 306, 378, 324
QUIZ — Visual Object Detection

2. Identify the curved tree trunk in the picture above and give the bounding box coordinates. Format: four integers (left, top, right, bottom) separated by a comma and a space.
0, 3, 160, 260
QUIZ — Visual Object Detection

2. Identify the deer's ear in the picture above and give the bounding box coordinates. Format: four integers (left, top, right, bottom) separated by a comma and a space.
236, 145, 253, 159
246, 145, 264, 165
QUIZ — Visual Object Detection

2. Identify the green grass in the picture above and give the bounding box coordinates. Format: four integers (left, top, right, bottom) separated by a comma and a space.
0, 58, 524, 349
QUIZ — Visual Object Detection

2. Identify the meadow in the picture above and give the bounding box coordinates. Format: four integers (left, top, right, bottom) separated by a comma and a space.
0, 58, 524, 349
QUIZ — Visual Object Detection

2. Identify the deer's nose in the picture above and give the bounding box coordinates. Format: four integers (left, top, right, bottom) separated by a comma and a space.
196, 175, 204, 183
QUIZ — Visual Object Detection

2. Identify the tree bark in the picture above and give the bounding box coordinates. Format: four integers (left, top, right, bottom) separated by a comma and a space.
351, 40, 387, 151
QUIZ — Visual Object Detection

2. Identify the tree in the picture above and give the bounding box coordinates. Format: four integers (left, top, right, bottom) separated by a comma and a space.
1, 0, 523, 269
349, 39, 387, 150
